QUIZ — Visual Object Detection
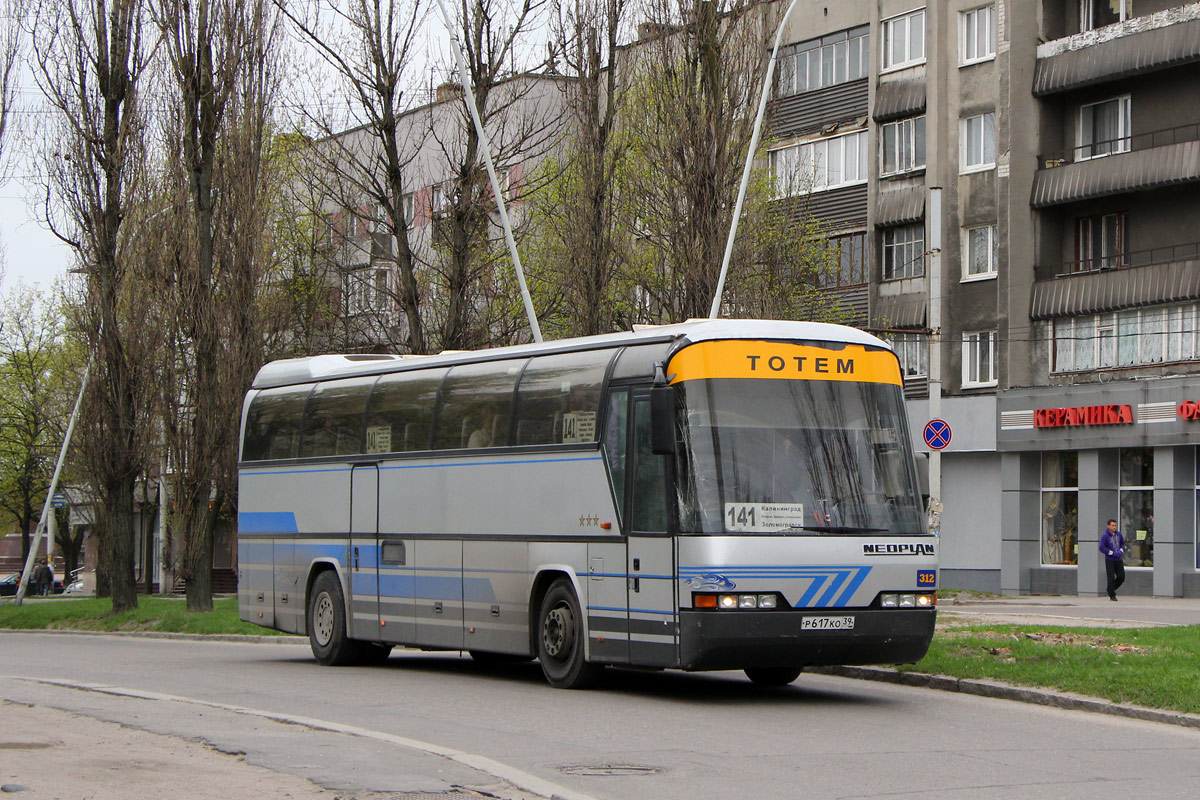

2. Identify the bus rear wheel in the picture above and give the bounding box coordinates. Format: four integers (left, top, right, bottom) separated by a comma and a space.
537, 579, 603, 689
308, 571, 361, 666
744, 667, 803, 687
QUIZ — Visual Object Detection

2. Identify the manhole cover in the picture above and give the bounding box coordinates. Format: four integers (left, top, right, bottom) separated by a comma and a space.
559, 764, 662, 777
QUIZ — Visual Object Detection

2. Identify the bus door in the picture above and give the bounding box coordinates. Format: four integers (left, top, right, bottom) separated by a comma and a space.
349, 464, 380, 642
626, 390, 677, 667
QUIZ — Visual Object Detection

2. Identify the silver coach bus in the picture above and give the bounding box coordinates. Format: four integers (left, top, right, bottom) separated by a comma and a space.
237, 319, 937, 688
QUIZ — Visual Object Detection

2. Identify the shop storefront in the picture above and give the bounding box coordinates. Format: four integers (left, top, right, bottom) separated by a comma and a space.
998, 378, 1200, 597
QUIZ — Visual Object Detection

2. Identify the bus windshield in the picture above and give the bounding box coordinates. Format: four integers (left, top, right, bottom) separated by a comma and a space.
674, 378, 925, 535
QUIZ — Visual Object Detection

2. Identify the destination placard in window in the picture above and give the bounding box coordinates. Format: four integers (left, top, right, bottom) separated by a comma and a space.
724, 502, 806, 532
365, 425, 392, 454
562, 411, 596, 443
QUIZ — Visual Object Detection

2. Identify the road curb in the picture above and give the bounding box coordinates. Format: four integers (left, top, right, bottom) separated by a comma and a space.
810, 665, 1200, 730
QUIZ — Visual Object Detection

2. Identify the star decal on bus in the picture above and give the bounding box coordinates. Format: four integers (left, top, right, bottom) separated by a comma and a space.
579, 515, 599, 527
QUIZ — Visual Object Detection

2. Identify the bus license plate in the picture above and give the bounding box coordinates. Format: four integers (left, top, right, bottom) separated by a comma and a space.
801, 615, 855, 631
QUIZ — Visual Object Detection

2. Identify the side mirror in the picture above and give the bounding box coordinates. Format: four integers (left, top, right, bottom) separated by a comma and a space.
650, 385, 676, 455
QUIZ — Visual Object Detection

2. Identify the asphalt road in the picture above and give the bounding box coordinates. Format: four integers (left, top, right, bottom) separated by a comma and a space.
3, 632, 1200, 800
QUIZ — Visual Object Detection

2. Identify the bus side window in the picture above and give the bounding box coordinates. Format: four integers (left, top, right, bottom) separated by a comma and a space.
434, 360, 524, 450
364, 369, 446, 453
631, 395, 668, 533
603, 389, 629, 523
513, 350, 612, 445
243, 386, 311, 461
299, 378, 373, 458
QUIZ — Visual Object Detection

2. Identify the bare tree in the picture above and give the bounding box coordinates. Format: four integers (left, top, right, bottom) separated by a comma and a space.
152, 0, 282, 610
426, 0, 559, 350
0, 0, 20, 184
617, 0, 771, 322
275, 0, 430, 354
526, 0, 630, 338
29, 0, 157, 612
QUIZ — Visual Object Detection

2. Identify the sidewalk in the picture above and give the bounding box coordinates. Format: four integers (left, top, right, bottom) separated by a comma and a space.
937, 592, 1200, 628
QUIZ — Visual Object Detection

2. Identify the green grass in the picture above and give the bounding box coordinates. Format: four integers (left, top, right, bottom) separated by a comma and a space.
0, 595, 290, 636
909, 625, 1200, 714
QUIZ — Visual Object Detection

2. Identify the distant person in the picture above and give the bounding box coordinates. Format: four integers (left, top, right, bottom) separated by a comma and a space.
33, 560, 50, 596
45, 562, 55, 595
1099, 519, 1126, 601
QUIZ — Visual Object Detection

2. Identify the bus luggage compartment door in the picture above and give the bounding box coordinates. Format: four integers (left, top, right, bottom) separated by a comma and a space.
349, 464, 381, 642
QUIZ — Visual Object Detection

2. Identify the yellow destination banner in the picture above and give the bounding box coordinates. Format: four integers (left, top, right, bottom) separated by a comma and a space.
668, 340, 902, 386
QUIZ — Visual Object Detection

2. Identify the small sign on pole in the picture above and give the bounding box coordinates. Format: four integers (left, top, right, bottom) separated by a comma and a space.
923, 419, 952, 451
51, 494, 68, 509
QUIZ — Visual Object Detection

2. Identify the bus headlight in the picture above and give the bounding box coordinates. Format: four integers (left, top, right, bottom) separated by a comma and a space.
917, 593, 936, 607
881, 593, 898, 608
899, 594, 916, 607
694, 593, 781, 610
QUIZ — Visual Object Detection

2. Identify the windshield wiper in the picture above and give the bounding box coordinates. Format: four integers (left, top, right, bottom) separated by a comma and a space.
786, 525, 888, 534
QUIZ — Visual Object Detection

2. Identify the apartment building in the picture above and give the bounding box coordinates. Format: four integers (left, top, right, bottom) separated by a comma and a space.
767, 0, 1200, 596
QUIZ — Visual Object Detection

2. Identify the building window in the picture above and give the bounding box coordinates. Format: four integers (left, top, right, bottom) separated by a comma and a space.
960, 112, 996, 173
1041, 452, 1079, 566
882, 8, 926, 71
1081, 0, 1131, 32
769, 130, 868, 196
343, 267, 393, 315
1051, 304, 1200, 373
1077, 96, 1131, 160
882, 224, 925, 280
1119, 447, 1153, 567
1074, 212, 1127, 272
776, 26, 869, 97
888, 332, 928, 379
960, 5, 996, 65
962, 329, 998, 387
881, 116, 926, 176
963, 224, 998, 280
402, 193, 415, 225
820, 232, 867, 288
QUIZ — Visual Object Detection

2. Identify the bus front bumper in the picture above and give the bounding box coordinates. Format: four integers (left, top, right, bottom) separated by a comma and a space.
677, 608, 936, 671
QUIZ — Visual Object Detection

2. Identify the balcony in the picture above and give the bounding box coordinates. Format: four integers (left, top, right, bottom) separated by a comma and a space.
1032, 123, 1200, 207
1034, 4, 1200, 95
1031, 240, 1200, 320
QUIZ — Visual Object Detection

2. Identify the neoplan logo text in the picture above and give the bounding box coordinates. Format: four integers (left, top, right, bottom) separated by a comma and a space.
863, 543, 936, 556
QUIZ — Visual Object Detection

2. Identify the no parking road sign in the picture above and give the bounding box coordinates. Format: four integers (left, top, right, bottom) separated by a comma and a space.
924, 419, 952, 450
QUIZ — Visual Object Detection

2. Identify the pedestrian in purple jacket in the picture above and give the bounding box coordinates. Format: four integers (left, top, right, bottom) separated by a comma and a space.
1099, 519, 1126, 601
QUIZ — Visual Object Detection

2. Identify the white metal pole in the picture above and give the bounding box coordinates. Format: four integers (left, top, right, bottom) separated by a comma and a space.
709, 0, 802, 319
433, 0, 543, 343
927, 187, 943, 532
14, 359, 92, 605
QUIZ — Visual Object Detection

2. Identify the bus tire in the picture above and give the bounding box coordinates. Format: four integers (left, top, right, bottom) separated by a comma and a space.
536, 579, 603, 689
744, 666, 802, 687
307, 571, 361, 666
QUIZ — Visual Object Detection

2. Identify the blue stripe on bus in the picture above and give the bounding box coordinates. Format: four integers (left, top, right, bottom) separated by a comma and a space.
588, 606, 675, 615
239, 512, 299, 533
242, 455, 604, 477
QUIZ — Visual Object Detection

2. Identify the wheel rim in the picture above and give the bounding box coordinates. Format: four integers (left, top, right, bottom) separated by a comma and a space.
313, 591, 334, 646
542, 601, 574, 662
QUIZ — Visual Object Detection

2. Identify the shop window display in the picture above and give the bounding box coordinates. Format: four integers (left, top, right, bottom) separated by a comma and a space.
1119, 448, 1153, 567
1041, 452, 1078, 565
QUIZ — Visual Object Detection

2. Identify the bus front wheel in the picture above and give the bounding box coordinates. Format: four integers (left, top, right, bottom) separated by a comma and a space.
537, 579, 603, 689
744, 666, 803, 687
308, 571, 361, 666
